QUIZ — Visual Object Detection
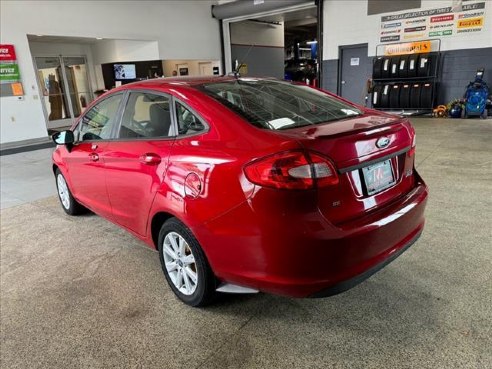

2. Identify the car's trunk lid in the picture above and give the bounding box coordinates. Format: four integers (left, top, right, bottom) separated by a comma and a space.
277, 112, 416, 225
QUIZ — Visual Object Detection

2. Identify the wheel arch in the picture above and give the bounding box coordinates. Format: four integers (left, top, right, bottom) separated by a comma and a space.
150, 211, 176, 249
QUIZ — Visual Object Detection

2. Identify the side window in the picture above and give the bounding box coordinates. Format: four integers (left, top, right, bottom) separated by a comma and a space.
175, 102, 206, 136
119, 92, 173, 139
77, 94, 123, 141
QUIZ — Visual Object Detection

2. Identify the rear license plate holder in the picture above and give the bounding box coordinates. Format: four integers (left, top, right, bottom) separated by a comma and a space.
362, 159, 396, 195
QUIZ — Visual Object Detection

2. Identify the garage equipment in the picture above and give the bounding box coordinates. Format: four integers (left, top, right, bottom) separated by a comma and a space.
462, 68, 489, 119
371, 39, 440, 114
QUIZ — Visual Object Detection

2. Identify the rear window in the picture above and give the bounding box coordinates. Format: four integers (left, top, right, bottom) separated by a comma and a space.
199, 79, 361, 130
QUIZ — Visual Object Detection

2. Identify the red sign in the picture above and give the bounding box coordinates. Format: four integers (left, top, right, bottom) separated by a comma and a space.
431, 15, 454, 23
0, 45, 17, 62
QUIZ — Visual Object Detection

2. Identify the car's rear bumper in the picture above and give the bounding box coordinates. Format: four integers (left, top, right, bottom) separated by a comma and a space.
309, 229, 421, 297
195, 173, 428, 298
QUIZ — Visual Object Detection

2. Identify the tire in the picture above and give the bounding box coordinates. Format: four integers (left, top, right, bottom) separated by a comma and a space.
158, 218, 216, 307
55, 169, 86, 215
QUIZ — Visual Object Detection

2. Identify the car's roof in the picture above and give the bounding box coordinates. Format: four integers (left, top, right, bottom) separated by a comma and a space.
121, 75, 242, 90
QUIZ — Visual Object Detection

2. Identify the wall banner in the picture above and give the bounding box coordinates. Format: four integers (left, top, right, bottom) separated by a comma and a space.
384, 41, 431, 56
0, 44, 24, 97
0, 45, 17, 62
0, 63, 21, 82
379, 1, 486, 43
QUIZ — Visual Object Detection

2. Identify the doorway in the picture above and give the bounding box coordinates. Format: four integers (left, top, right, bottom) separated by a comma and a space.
34, 56, 93, 130
338, 44, 371, 105
198, 62, 213, 76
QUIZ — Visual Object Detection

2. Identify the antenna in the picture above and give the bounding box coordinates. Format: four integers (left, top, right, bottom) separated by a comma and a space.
234, 44, 255, 78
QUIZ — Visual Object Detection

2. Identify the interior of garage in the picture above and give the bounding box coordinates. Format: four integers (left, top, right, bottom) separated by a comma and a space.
228, 6, 319, 84
1, 0, 491, 368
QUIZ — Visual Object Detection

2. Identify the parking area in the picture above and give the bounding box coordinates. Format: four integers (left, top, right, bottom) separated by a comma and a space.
1, 118, 491, 369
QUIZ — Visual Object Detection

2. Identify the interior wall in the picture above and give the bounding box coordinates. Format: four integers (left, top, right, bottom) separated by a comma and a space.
230, 20, 285, 79
323, 0, 492, 60
161, 60, 221, 77
91, 40, 160, 65
0, 0, 220, 145
321, 0, 492, 105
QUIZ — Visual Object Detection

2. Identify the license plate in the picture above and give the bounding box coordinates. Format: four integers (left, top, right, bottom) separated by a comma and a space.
362, 160, 396, 195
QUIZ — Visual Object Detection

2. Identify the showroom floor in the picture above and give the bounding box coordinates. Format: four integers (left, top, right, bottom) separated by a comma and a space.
1, 118, 491, 369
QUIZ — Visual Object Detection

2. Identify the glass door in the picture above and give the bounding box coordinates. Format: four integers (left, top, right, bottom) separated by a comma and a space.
34, 56, 93, 130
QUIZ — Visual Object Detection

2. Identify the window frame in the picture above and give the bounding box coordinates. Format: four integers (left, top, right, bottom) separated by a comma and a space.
172, 97, 210, 139
112, 89, 178, 142
73, 92, 126, 143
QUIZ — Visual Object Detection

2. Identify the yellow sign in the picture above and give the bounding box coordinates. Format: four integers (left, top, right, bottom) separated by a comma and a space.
11, 82, 23, 96
457, 17, 483, 29
384, 41, 431, 56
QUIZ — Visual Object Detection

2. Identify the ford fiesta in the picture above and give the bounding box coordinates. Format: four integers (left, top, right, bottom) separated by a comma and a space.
52, 77, 428, 306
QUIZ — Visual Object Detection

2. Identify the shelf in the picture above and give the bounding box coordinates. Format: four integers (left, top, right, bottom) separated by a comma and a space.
373, 76, 438, 82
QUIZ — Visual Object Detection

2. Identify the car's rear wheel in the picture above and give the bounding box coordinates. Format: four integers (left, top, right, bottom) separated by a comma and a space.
55, 169, 86, 215
158, 218, 215, 307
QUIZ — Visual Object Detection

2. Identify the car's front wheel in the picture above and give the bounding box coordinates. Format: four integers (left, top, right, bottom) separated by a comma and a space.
55, 169, 86, 215
158, 218, 216, 307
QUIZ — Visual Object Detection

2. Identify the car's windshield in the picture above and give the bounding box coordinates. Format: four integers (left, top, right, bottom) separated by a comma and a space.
199, 79, 362, 130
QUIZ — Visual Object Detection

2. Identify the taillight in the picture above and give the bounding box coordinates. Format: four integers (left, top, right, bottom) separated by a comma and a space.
408, 133, 416, 157
244, 150, 339, 190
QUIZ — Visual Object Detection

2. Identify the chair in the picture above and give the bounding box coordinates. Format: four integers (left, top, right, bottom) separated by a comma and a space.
148, 103, 171, 137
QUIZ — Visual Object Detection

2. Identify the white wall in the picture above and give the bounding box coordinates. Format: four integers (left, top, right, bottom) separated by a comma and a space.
323, 0, 492, 59
92, 40, 160, 65
0, 0, 220, 145
162, 60, 221, 77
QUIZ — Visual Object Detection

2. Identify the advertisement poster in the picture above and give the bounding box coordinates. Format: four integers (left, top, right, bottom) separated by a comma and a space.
0, 44, 23, 96
379, 1, 486, 43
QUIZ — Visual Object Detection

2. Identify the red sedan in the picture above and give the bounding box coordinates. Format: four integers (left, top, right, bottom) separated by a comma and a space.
52, 77, 428, 306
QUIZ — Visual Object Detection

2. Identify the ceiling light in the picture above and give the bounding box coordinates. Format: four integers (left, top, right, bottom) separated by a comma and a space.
306, 40, 318, 45
96, 37, 103, 40
36, 34, 43, 37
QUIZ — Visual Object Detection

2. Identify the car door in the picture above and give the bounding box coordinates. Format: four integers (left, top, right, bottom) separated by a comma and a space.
104, 90, 176, 236
64, 93, 124, 218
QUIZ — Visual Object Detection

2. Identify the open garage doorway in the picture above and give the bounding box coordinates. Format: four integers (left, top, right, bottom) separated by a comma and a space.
218, 1, 320, 85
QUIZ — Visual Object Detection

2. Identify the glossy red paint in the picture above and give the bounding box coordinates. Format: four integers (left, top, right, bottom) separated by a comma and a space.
52, 76, 428, 298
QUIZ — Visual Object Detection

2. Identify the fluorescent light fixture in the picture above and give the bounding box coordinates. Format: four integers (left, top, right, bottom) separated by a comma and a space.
36, 34, 43, 37
306, 40, 318, 45
96, 37, 103, 40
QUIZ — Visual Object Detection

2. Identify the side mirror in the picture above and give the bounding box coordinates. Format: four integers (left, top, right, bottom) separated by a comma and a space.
52, 130, 75, 145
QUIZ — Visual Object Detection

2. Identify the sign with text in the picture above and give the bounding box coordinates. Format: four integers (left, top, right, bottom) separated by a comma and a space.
379, 1, 486, 43
0, 44, 17, 62
384, 41, 431, 55
0, 63, 21, 83
0, 44, 24, 97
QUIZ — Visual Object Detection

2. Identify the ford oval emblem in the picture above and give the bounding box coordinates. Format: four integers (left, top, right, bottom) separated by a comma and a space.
376, 137, 391, 149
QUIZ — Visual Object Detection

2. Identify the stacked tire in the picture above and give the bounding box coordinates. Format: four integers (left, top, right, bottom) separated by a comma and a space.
371, 52, 438, 111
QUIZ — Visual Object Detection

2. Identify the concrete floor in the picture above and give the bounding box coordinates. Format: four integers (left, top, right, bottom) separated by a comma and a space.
1, 118, 491, 369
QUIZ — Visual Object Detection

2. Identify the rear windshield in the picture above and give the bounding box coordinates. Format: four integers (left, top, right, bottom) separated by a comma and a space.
199, 79, 362, 130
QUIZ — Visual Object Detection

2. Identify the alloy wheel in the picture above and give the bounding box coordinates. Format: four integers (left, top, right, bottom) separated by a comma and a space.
57, 174, 70, 210
162, 231, 198, 295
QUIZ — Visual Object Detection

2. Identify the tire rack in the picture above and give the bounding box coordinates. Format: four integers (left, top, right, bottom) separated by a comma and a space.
371, 39, 441, 115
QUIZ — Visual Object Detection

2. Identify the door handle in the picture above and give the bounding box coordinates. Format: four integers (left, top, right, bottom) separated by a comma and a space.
139, 153, 161, 165
89, 153, 99, 162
